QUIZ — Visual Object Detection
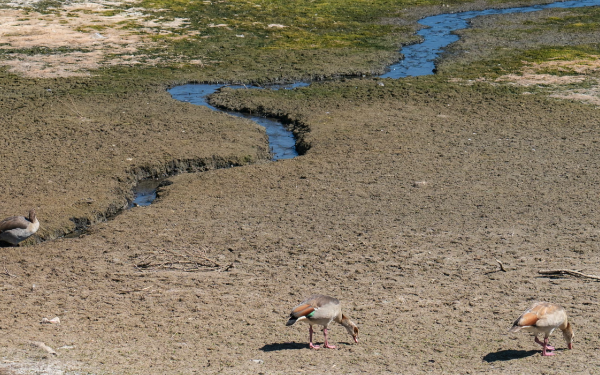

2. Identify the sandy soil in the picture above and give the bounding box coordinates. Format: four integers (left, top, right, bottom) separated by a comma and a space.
2, 76, 600, 374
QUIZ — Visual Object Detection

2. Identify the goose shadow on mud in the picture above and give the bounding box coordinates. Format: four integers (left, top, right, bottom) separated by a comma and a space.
482, 349, 539, 362
260, 341, 357, 351
260, 342, 308, 351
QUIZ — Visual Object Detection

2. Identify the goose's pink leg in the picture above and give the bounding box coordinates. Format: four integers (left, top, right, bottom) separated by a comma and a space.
535, 336, 555, 351
309, 326, 321, 349
541, 337, 556, 356
323, 328, 336, 349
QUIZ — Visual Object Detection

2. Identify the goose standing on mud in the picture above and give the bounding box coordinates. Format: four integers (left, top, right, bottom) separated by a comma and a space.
509, 301, 574, 356
286, 294, 359, 349
0, 209, 40, 246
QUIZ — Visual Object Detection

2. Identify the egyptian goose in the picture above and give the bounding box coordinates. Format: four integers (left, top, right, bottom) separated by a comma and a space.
286, 294, 359, 349
509, 301, 574, 356
0, 209, 40, 246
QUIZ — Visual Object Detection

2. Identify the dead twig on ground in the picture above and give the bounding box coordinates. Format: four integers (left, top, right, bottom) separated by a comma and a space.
30, 342, 57, 356
539, 269, 600, 281
2, 262, 17, 278
183, 248, 222, 267
218, 263, 235, 272
495, 258, 507, 272
198, 254, 221, 267
143, 260, 205, 268
485, 258, 509, 275
134, 247, 232, 272
55, 95, 87, 121
118, 286, 152, 294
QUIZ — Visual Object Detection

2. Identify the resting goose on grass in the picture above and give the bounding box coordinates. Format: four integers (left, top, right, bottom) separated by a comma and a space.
509, 301, 574, 356
286, 294, 359, 349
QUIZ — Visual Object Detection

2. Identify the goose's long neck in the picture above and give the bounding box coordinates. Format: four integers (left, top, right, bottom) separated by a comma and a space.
339, 313, 359, 343
561, 322, 574, 349
29, 209, 37, 223
339, 314, 353, 328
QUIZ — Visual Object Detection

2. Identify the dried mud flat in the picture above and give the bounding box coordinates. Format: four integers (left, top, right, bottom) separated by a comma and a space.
2, 77, 600, 374
3, 2, 600, 375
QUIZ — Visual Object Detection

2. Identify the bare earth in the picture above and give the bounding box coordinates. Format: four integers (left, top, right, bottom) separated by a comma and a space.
2, 2, 600, 375
2, 77, 600, 373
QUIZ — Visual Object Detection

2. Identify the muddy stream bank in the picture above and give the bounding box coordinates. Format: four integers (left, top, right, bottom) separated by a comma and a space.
126, 0, 600, 208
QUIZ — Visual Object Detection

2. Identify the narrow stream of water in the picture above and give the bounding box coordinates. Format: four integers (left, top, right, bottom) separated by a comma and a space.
168, 82, 309, 161
382, 0, 600, 78
132, 0, 600, 206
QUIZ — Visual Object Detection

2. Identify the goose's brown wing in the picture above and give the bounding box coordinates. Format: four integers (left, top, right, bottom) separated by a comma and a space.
0, 216, 28, 232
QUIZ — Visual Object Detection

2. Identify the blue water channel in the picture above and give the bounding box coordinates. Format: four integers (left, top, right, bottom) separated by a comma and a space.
382, 0, 600, 78
133, 0, 600, 206
168, 82, 309, 161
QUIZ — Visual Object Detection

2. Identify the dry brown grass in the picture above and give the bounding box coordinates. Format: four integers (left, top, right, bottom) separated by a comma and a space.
0, 1, 192, 77
495, 57, 600, 106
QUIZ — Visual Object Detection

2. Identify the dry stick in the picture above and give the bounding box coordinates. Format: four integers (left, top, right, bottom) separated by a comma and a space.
160, 260, 203, 267
30, 341, 57, 356
135, 247, 224, 271
118, 286, 152, 294
55, 95, 85, 120
184, 249, 221, 267
182, 247, 222, 267
68, 96, 84, 118
198, 254, 221, 267
138, 260, 219, 270
197, 247, 222, 267
137, 253, 157, 264
495, 258, 507, 272
218, 263, 235, 272
2, 261, 17, 278
539, 269, 600, 281
154, 264, 212, 272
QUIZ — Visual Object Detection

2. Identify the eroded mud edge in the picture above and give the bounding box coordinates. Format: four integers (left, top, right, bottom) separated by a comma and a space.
46, 152, 274, 241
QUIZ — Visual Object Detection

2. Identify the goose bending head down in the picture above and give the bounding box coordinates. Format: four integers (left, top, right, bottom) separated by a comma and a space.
509, 301, 574, 356
0, 209, 40, 246
286, 294, 359, 349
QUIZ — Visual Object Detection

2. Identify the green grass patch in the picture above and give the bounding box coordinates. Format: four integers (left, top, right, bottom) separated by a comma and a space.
75, 24, 109, 32
525, 7, 600, 32
0, 46, 93, 56
129, 0, 419, 75
517, 45, 600, 64
30, 0, 63, 13
101, 10, 122, 17
445, 44, 600, 79
211, 74, 527, 109
115, 20, 144, 30
136, 0, 410, 49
